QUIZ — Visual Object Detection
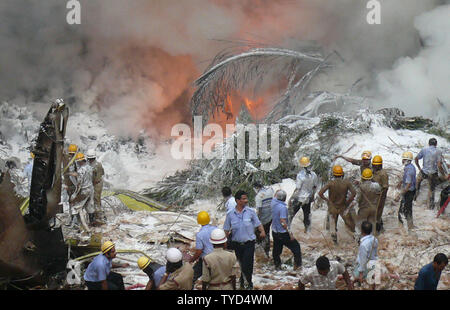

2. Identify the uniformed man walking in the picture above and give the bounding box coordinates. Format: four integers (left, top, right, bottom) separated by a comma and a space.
356, 168, 382, 239
372, 155, 389, 233
396, 151, 417, 230
223, 190, 266, 290
318, 165, 357, 244
201, 228, 237, 290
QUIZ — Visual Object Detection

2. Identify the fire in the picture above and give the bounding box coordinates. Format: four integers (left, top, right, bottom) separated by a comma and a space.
243, 97, 265, 120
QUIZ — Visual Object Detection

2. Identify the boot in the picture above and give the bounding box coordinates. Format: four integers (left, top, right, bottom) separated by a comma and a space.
331, 233, 338, 245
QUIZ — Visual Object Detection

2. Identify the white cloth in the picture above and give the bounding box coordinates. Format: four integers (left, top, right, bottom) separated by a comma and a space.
299, 261, 346, 290
70, 163, 94, 215
225, 196, 237, 214
295, 169, 320, 204
23, 161, 33, 192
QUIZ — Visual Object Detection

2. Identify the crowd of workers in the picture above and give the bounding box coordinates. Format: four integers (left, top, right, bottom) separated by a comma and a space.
79, 137, 448, 290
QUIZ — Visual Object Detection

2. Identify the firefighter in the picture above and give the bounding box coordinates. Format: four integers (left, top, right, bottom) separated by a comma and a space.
372, 155, 389, 233
86, 149, 104, 221
356, 168, 381, 240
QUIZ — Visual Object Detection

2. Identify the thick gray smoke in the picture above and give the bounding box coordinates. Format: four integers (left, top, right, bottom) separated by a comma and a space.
0, 0, 447, 138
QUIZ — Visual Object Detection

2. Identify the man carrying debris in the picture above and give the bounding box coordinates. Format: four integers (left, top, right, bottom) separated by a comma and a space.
86, 149, 104, 221
335, 150, 372, 174
372, 155, 389, 233
253, 181, 274, 257
289, 157, 319, 233
137, 256, 165, 290
271, 190, 302, 270
222, 186, 237, 214
415, 138, 444, 209
201, 228, 237, 290
84, 241, 129, 290
353, 221, 378, 289
189, 211, 217, 287
223, 190, 266, 290
159, 248, 194, 290
318, 165, 357, 244
298, 256, 353, 290
356, 168, 382, 239
63, 144, 78, 203
68, 153, 94, 232
395, 151, 416, 229
414, 253, 448, 290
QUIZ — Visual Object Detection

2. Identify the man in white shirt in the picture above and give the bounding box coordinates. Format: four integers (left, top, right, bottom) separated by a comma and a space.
298, 256, 353, 290
289, 157, 320, 233
222, 186, 236, 214
354, 221, 378, 289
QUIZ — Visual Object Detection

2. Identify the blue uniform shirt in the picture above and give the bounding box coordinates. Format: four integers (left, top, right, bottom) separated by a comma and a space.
153, 266, 166, 287
195, 224, 217, 257
84, 254, 112, 282
223, 206, 261, 243
417, 146, 442, 175
403, 163, 416, 191
414, 263, 442, 290
271, 198, 288, 233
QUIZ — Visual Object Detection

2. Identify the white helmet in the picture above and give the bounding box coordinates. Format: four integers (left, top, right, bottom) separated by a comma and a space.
86, 149, 96, 159
166, 248, 183, 263
209, 228, 227, 244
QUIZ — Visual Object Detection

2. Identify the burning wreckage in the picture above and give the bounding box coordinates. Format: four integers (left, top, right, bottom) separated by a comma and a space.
0, 46, 449, 290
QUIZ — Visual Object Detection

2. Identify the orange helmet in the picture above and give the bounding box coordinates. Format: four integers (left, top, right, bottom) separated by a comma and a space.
68, 144, 78, 154
332, 165, 344, 177
75, 153, 85, 162
361, 151, 372, 160
362, 168, 373, 180
372, 155, 383, 166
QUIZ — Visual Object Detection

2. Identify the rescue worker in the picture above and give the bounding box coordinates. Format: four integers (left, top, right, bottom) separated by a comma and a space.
222, 186, 236, 214
335, 150, 372, 174
223, 190, 266, 290
353, 221, 378, 289
414, 253, 448, 290
201, 228, 237, 290
86, 149, 104, 221
318, 165, 357, 244
158, 248, 194, 290
23, 152, 34, 193
189, 211, 217, 287
395, 151, 417, 230
356, 168, 382, 239
253, 181, 274, 257
271, 190, 302, 270
414, 138, 444, 209
68, 153, 94, 232
137, 256, 165, 290
83, 241, 129, 290
371, 155, 389, 233
298, 256, 353, 290
289, 157, 319, 233
63, 144, 78, 204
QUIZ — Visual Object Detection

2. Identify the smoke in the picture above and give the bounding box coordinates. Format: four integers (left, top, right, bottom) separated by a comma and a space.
0, 0, 447, 140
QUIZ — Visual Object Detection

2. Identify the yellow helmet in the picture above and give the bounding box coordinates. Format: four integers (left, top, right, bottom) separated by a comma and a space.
332, 165, 344, 177
30, 152, 35, 159
299, 157, 311, 168
402, 151, 413, 161
361, 168, 373, 180
361, 151, 372, 160
137, 256, 151, 270
372, 155, 383, 166
197, 211, 210, 226
101, 241, 115, 254
75, 153, 85, 162
68, 144, 78, 153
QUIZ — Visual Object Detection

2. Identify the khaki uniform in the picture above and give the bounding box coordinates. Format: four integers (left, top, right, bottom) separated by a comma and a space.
90, 160, 104, 211
357, 181, 381, 236
202, 248, 236, 290
159, 263, 194, 290
372, 169, 389, 225
319, 179, 356, 242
